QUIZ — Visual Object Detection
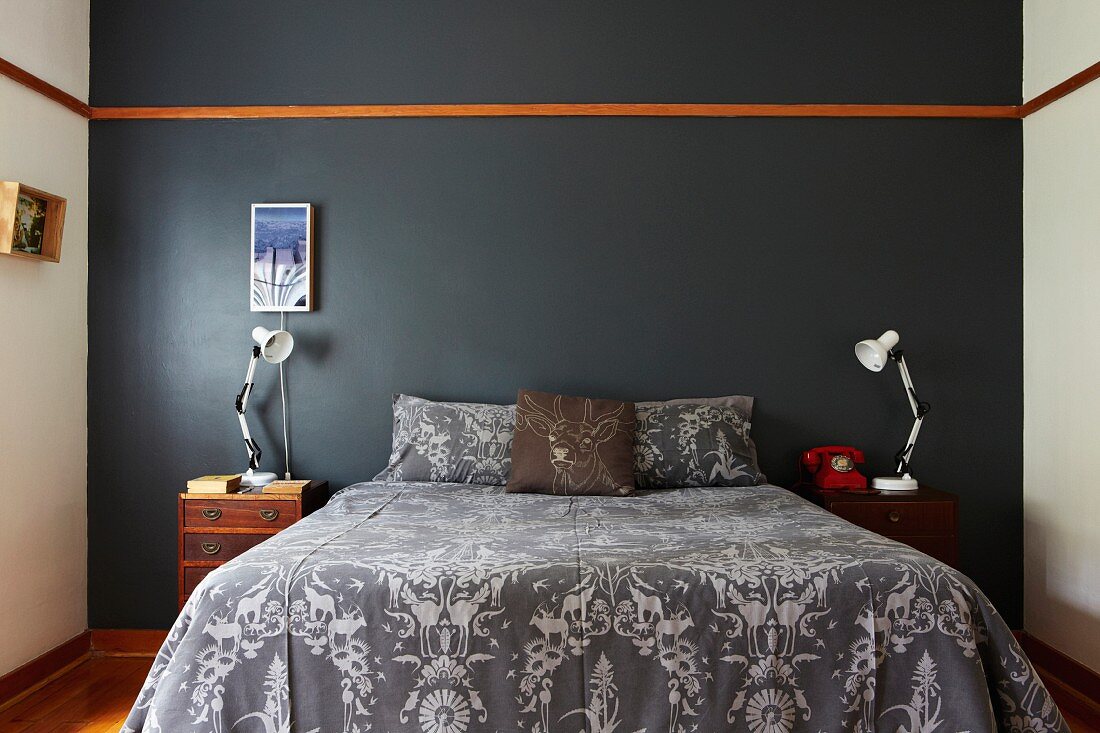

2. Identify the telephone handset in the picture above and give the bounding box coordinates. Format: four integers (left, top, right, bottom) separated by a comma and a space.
801, 445, 869, 492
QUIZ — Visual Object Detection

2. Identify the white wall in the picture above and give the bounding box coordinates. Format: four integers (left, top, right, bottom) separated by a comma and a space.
0, 0, 89, 676
1023, 1, 1100, 674
1024, 2, 1100, 99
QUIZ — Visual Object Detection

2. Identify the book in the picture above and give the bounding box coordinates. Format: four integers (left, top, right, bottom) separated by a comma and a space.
186, 474, 243, 493
262, 479, 313, 494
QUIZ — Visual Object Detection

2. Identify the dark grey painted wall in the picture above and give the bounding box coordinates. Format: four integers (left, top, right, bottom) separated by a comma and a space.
90, 1, 1021, 106
88, 3, 1024, 630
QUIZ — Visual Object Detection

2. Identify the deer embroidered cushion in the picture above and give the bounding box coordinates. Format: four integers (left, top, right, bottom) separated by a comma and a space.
634, 401, 766, 488
506, 390, 636, 496
374, 394, 514, 484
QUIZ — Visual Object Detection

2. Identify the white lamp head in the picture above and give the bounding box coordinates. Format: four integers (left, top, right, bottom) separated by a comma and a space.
855, 329, 900, 372
252, 326, 294, 364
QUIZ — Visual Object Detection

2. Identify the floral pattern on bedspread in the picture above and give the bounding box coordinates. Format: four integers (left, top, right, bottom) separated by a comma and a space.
123, 483, 1064, 733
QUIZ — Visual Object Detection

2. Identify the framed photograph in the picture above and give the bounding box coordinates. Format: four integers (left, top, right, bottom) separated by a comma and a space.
0, 182, 67, 263
250, 203, 314, 311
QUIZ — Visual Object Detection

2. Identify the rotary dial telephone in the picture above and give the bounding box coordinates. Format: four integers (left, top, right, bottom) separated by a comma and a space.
801, 445, 870, 492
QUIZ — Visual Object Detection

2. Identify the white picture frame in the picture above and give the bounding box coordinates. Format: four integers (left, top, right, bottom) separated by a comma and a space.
250, 203, 314, 312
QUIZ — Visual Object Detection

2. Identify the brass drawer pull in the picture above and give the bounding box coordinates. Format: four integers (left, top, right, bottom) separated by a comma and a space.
259, 508, 279, 522
200, 542, 221, 555
888, 510, 902, 523
201, 508, 222, 521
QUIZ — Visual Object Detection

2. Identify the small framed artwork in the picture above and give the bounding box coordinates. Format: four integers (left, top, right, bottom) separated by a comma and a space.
250, 203, 314, 311
0, 181, 67, 263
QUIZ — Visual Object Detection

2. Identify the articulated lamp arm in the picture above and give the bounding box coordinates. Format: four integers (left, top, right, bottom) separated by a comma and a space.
235, 345, 263, 471
890, 351, 931, 477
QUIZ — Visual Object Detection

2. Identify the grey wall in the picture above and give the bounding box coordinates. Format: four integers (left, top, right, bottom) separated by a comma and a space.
91, 2, 1021, 106
88, 2, 1024, 629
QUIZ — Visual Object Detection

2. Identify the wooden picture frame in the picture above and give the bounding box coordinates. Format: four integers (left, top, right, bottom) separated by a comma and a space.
250, 203, 314, 312
0, 182, 66, 263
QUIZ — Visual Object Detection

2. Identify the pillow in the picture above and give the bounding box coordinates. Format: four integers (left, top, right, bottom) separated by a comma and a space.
636, 394, 754, 417
506, 389, 636, 496
374, 394, 514, 485
634, 400, 766, 488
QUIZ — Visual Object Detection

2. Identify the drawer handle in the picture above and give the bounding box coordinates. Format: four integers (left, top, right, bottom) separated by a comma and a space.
201, 508, 222, 521
888, 510, 902, 523
200, 542, 221, 555
259, 508, 279, 522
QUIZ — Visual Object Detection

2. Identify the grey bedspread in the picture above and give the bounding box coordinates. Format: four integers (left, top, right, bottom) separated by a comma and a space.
124, 482, 1064, 733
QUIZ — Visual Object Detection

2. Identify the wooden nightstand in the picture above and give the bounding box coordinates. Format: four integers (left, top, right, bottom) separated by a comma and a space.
177, 481, 328, 608
792, 484, 958, 567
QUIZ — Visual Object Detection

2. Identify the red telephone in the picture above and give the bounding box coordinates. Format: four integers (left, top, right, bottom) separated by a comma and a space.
801, 446, 869, 491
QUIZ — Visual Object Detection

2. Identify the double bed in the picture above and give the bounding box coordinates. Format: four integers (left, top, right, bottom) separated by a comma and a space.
124, 481, 1064, 732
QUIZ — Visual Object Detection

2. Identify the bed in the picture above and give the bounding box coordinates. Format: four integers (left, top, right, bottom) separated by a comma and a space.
123, 482, 1065, 733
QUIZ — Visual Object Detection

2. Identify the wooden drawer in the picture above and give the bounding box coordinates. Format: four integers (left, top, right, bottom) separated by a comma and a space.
184, 532, 267, 562
831, 500, 955, 536
182, 566, 216, 595
184, 499, 297, 529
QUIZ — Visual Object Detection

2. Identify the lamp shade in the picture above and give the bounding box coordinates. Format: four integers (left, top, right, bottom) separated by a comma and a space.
252, 326, 294, 364
855, 330, 900, 372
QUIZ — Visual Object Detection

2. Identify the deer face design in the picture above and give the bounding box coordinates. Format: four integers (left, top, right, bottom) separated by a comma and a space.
518, 394, 626, 492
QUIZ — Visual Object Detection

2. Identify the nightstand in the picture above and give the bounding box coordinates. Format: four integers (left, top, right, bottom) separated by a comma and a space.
792, 484, 958, 567
177, 481, 328, 608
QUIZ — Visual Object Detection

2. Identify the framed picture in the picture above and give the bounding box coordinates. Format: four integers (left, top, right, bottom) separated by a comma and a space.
0, 182, 67, 263
250, 203, 314, 312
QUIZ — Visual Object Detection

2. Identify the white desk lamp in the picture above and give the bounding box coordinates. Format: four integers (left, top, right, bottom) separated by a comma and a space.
855, 330, 929, 492
236, 326, 294, 488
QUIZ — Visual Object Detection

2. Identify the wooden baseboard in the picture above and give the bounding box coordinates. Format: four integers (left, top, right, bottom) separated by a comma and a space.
90, 629, 168, 657
1020, 632, 1100, 727
0, 631, 91, 711
0, 628, 168, 712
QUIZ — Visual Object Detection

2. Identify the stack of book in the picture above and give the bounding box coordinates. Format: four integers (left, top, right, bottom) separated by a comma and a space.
186, 474, 243, 493
262, 479, 313, 494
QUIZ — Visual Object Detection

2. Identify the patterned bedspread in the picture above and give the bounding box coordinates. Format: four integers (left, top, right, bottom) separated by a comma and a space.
124, 482, 1064, 733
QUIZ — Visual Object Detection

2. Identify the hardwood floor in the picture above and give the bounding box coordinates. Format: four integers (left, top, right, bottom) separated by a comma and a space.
1053, 688, 1100, 733
0, 653, 1095, 733
0, 656, 150, 733
1065, 710, 1100, 733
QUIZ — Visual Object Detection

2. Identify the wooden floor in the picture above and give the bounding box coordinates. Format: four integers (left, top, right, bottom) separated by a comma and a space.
0, 656, 151, 733
0, 654, 1095, 732
1068, 711, 1099, 732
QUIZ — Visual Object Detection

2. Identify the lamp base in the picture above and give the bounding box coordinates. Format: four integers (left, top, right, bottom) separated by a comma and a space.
240, 470, 278, 488
871, 475, 920, 492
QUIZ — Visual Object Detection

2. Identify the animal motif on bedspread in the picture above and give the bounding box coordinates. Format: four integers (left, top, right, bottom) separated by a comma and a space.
122, 483, 1066, 733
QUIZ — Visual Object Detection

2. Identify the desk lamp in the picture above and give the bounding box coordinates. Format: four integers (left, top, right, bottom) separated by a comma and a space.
855, 330, 930, 492
236, 326, 293, 487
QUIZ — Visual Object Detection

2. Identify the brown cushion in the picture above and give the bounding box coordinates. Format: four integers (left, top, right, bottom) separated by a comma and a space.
506, 389, 636, 496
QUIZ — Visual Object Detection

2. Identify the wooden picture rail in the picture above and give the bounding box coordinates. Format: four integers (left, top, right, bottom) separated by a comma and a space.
2, 54, 1097, 121
1019, 58, 1100, 116
0, 56, 91, 117
89, 103, 1019, 120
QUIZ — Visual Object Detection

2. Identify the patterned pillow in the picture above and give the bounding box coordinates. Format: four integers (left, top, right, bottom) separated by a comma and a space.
374, 394, 514, 485
506, 390, 636, 496
634, 401, 766, 488
636, 394, 754, 418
